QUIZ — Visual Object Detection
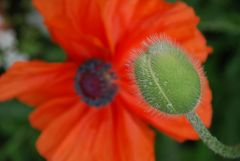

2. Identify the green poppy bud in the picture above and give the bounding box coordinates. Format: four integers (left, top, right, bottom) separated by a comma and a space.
133, 39, 201, 115
133, 37, 240, 159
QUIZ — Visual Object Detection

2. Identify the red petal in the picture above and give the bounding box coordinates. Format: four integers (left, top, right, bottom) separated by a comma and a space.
30, 97, 79, 130
114, 2, 211, 67
37, 103, 155, 161
65, 0, 107, 45
33, 0, 110, 62
96, 0, 138, 51
0, 61, 77, 105
53, 31, 111, 64
120, 78, 212, 142
112, 101, 155, 161
33, 0, 141, 57
36, 102, 88, 159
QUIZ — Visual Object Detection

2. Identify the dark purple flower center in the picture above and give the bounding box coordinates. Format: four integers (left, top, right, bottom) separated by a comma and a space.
75, 59, 118, 107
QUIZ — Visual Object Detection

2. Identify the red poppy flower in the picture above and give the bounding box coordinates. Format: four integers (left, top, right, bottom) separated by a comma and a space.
0, 0, 212, 161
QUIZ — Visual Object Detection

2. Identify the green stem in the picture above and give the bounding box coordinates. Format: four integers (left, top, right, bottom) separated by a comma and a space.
186, 111, 240, 159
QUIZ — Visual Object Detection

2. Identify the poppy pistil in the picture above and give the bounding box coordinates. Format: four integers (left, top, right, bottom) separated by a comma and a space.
74, 59, 118, 107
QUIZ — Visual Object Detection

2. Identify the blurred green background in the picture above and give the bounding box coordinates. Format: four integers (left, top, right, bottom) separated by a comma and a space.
0, 0, 240, 161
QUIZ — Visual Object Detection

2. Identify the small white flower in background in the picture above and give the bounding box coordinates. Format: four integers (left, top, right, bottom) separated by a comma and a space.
0, 29, 16, 50
27, 10, 48, 35
3, 50, 28, 68
0, 16, 4, 25
0, 14, 29, 69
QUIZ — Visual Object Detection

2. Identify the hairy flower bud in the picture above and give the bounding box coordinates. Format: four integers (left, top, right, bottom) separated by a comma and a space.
131, 37, 240, 159
133, 38, 201, 115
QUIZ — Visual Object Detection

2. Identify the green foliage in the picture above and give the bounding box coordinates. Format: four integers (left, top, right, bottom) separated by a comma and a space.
0, 100, 43, 161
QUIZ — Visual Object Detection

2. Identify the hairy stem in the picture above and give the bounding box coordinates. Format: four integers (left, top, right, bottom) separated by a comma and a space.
186, 111, 240, 159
